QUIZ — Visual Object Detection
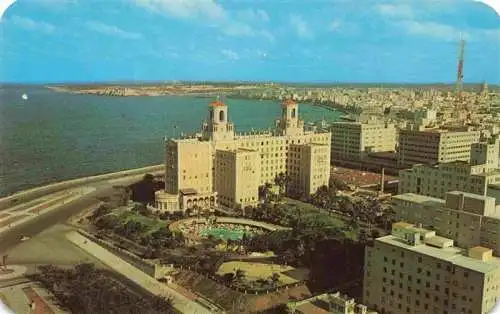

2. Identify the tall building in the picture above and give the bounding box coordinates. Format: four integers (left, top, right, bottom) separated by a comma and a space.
392, 191, 500, 256
397, 128, 480, 168
215, 149, 260, 209
363, 222, 500, 314
398, 161, 500, 201
330, 118, 397, 162
398, 137, 500, 201
155, 99, 331, 212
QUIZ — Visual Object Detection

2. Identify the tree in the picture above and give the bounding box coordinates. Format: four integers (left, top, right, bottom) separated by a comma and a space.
259, 183, 273, 203
381, 205, 396, 230
371, 229, 381, 239
235, 269, 246, 283
358, 229, 368, 244
270, 273, 280, 288
274, 172, 288, 196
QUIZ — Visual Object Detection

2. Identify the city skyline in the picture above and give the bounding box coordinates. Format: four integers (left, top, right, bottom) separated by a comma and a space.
0, 0, 499, 84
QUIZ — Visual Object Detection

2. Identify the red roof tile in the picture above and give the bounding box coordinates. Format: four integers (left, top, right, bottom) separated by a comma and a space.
281, 99, 297, 107
209, 100, 226, 107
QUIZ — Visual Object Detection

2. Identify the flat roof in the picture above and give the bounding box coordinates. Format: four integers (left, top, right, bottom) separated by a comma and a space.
392, 193, 445, 207
447, 191, 494, 202
179, 188, 198, 195
377, 236, 500, 274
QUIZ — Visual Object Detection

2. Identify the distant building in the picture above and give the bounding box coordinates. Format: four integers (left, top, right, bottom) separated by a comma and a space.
398, 137, 500, 201
398, 161, 500, 201
330, 117, 397, 162
287, 291, 377, 314
397, 128, 480, 168
392, 191, 500, 256
155, 99, 331, 213
363, 222, 500, 314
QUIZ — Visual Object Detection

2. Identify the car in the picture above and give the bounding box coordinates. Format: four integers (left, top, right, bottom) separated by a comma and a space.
20, 236, 30, 242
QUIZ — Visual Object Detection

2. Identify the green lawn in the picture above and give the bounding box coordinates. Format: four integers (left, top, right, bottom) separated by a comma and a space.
116, 211, 170, 234
282, 198, 356, 239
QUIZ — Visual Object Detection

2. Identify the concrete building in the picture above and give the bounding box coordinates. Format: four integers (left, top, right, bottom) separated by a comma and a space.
397, 128, 480, 168
399, 161, 500, 201
215, 148, 260, 209
330, 118, 397, 162
392, 191, 500, 256
363, 222, 500, 314
288, 291, 377, 314
155, 99, 331, 213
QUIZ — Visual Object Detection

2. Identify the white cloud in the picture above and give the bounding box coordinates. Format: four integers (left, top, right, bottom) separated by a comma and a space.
397, 20, 465, 41
289, 14, 312, 39
135, 0, 225, 20
376, 4, 414, 19
7, 15, 56, 33
224, 23, 255, 37
221, 49, 239, 60
223, 24, 274, 42
34, 0, 77, 5
236, 9, 269, 23
85, 21, 143, 39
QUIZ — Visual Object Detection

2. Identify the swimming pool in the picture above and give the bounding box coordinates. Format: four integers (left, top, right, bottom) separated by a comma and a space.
199, 227, 252, 241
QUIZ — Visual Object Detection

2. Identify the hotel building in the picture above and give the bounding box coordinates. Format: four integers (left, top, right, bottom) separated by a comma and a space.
392, 191, 500, 256
155, 99, 331, 212
397, 128, 481, 168
363, 222, 500, 314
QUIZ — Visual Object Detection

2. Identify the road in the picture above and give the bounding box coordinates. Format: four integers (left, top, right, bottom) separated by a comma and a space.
0, 168, 161, 255
0, 186, 112, 255
0, 165, 164, 211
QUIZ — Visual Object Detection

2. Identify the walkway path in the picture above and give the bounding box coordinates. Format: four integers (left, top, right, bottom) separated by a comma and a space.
66, 231, 214, 314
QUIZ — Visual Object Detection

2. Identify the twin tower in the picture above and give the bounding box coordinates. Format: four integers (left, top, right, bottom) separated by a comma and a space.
201, 98, 305, 141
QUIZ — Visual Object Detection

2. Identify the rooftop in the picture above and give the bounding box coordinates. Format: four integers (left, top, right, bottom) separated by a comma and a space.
209, 100, 226, 107
392, 193, 445, 207
281, 99, 297, 107
377, 234, 500, 274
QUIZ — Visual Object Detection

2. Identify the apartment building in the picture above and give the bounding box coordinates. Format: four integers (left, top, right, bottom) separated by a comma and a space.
398, 161, 500, 201
397, 127, 480, 168
392, 191, 500, 256
155, 99, 331, 212
330, 118, 397, 162
363, 222, 500, 314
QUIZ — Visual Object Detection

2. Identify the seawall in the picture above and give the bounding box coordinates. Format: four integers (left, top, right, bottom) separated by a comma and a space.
0, 165, 164, 210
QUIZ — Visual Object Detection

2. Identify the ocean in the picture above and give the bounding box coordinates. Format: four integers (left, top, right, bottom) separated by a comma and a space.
0, 86, 342, 197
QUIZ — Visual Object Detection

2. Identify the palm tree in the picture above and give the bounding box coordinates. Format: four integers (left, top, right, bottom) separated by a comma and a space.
235, 268, 245, 283
270, 273, 280, 288
259, 183, 273, 203
274, 172, 288, 196
382, 205, 396, 230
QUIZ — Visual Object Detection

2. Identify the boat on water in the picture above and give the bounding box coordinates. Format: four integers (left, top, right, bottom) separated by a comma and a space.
22, 93, 28, 100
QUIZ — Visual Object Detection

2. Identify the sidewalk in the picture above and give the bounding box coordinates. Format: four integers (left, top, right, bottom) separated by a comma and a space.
66, 231, 213, 314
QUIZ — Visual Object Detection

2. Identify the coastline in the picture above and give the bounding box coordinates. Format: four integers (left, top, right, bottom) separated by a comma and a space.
0, 164, 164, 204
45, 85, 355, 116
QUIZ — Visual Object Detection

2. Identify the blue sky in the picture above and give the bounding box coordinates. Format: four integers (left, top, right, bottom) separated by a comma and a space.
0, 0, 499, 83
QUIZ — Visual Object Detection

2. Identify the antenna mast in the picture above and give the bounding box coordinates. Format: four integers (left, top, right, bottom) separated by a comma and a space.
455, 33, 465, 120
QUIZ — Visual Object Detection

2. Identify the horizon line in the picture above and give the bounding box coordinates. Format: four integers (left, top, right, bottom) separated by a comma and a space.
0, 80, 497, 86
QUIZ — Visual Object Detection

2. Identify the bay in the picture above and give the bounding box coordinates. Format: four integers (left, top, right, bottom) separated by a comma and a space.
0, 86, 342, 196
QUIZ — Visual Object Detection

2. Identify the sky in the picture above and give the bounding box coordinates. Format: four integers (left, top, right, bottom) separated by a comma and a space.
0, 0, 499, 84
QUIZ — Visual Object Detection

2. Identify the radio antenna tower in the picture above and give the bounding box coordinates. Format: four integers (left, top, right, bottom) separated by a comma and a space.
455, 33, 465, 120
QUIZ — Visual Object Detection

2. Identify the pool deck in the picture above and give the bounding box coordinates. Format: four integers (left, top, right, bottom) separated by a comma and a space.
170, 217, 290, 234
